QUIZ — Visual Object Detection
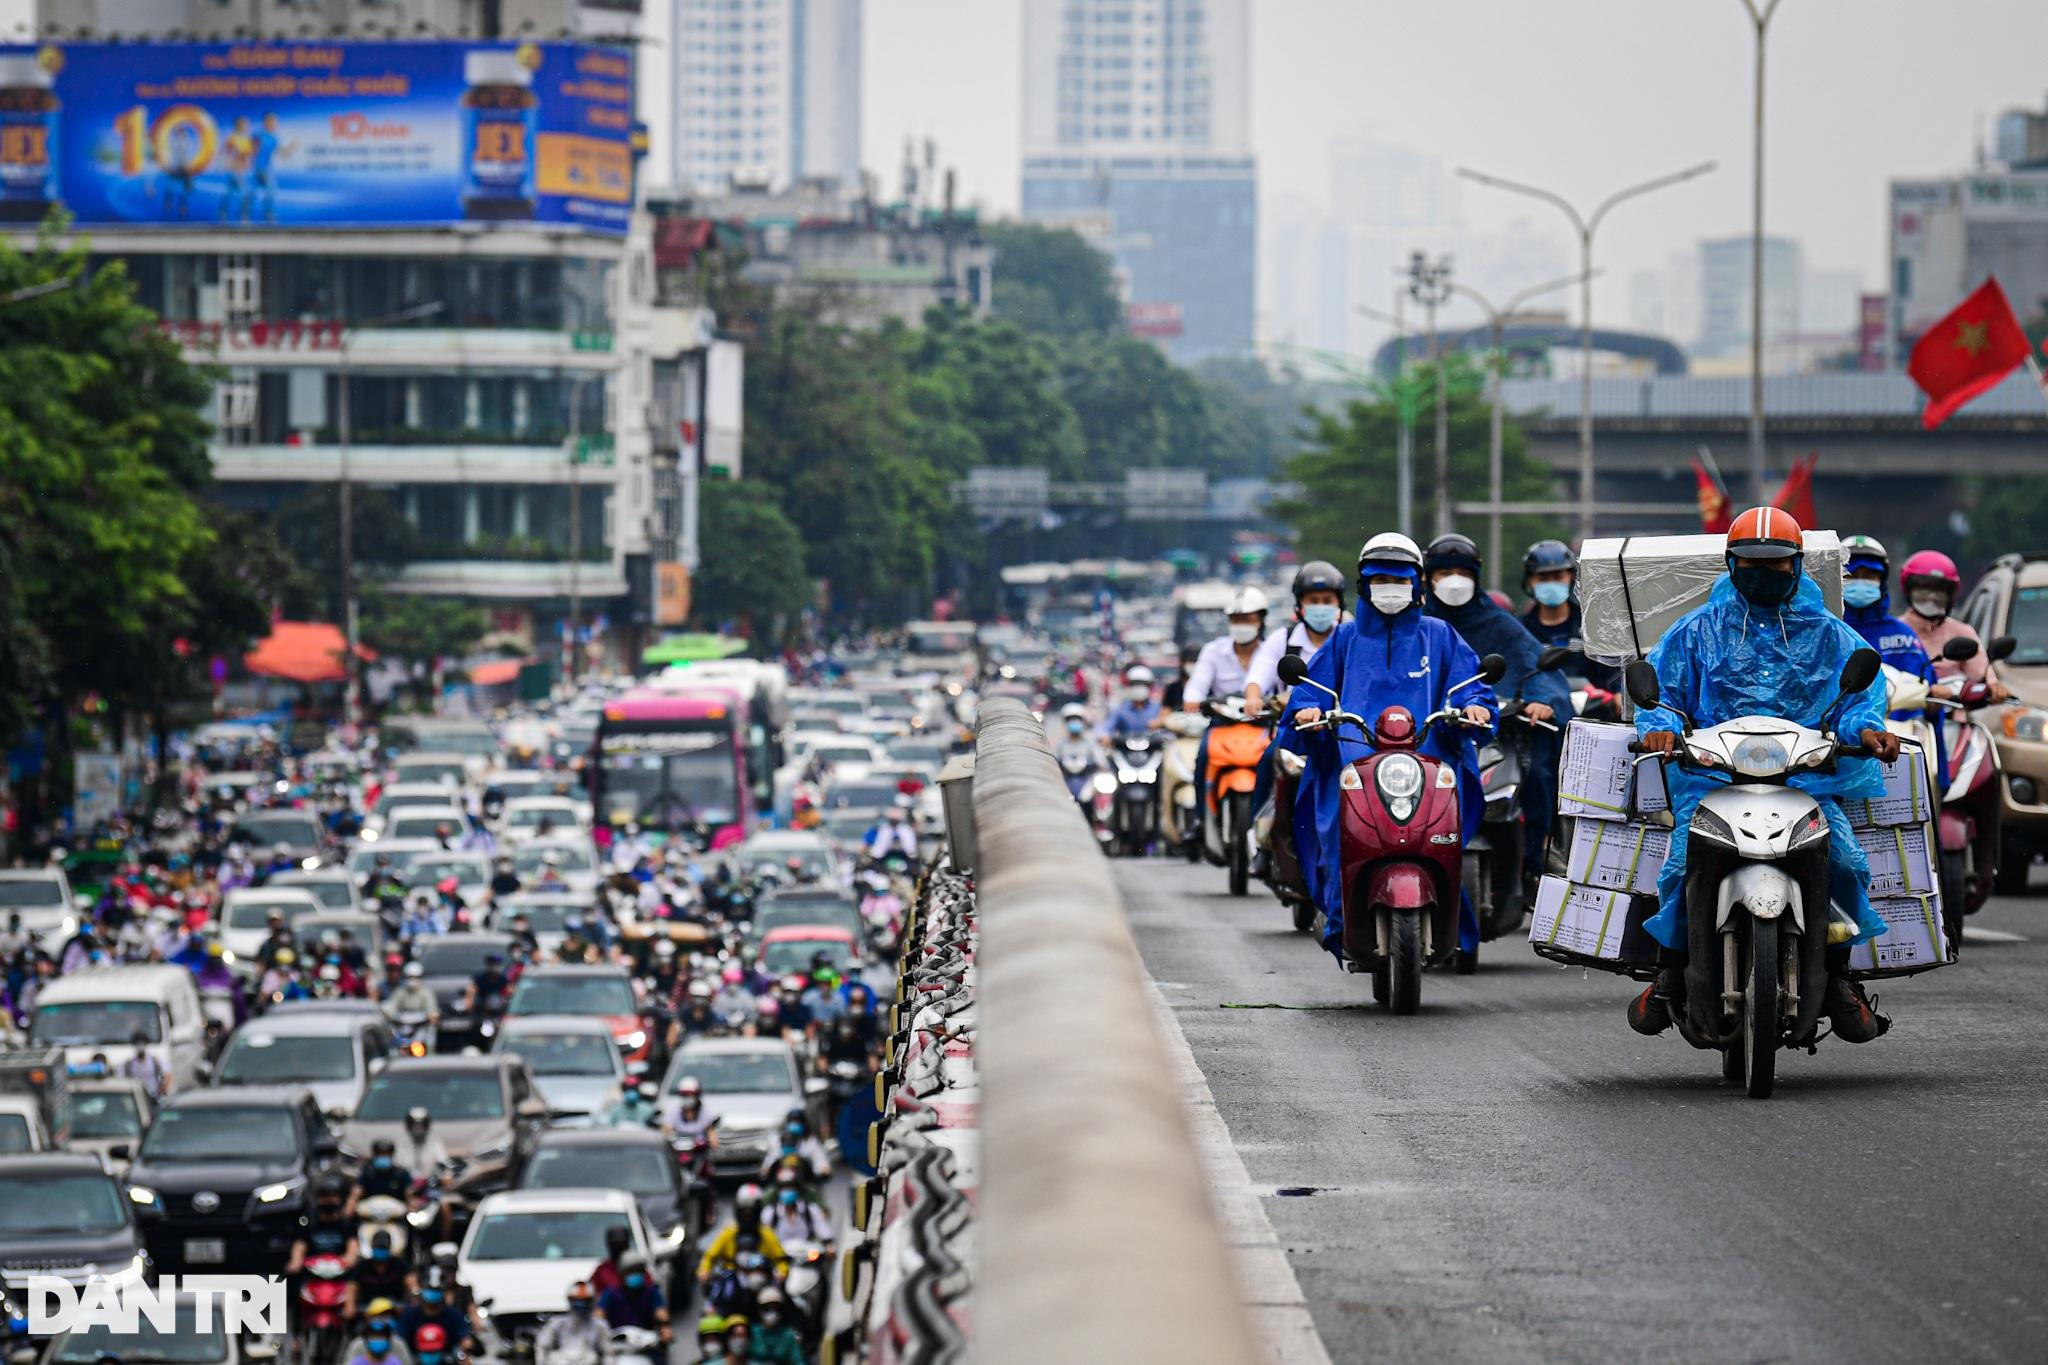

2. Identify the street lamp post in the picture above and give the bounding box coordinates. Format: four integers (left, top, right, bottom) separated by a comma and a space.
1353, 300, 1426, 539
1458, 160, 1717, 541
337, 296, 445, 736
1740, 0, 1786, 505
1407, 253, 1456, 537
1445, 269, 1599, 589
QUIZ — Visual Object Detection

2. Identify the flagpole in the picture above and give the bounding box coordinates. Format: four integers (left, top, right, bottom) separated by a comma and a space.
2025, 351, 2048, 415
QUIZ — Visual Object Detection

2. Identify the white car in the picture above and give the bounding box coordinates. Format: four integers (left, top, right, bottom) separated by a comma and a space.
380, 805, 473, 844
492, 1015, 626, 1124
497, 796, 593, 845
360, 782, 466, 842
460, 1187, 660, 1337
264, 868, 362, 913
773, 732, 884, 819
218, 888, 326, 973
509, 840, 602, 897
0, 868, 79, 948
389, 751, 473, 792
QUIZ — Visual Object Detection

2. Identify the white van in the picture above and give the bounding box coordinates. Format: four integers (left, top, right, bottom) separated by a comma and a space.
28, 965, 206, 1091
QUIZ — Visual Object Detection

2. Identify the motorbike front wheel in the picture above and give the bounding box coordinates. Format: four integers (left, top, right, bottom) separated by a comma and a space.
1291, 896, 1317, 934
1939, 849, 1966, 951
1226, 793, 1251, 897
1388, 909, 1422, 1015
1743, 918, 1780, 1100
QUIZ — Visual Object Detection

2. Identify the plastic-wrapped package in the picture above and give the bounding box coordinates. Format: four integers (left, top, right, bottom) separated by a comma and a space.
1578, 530, 1844, 664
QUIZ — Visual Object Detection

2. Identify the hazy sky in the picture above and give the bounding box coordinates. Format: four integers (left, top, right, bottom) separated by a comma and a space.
865, 0, 2048, 327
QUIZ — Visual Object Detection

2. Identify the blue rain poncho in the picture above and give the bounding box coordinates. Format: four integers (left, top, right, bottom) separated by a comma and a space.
1845, 583, 1948, 788
1635, 572, 1891, 949
1280, 604, 1498, 958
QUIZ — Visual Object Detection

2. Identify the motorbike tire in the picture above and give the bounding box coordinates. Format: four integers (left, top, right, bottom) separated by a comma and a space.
1370, 955, 1390, 1005
1940, 849, 1967, 949
1184, 818, 1203, 864
1744, 918, 1780, 1100
1388, 910, 1422, 1015
1227, 793, 1251, 897
1291, 896, 1317, 934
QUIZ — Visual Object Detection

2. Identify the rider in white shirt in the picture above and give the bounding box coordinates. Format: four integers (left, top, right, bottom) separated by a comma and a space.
1181, 587, 1270, 841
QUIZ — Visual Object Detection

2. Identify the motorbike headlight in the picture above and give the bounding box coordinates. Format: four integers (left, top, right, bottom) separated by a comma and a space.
1786, 808, 1830, 849
2003, 708, 2048, 743
663, 1222, 688, 1249
127, 1185, 159, 1207
1116, 767, 1140, 783
406, 1206, 438, 1231
255, 1178, 303, 1205
1091, 772, 1117, 796
1375, 754, 1425, 822
619, 1030, 648, 1050
1727, 735, 1790, 777
1690, 805, 1738, 847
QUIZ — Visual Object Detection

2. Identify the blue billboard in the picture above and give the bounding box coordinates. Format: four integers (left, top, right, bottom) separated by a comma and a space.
0, 40, 634, 234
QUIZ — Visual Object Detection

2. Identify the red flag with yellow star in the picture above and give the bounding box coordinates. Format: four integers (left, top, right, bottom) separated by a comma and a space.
1908, 277, 2031, 429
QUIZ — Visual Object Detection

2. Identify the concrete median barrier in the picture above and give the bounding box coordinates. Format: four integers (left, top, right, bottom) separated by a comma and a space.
971, 698, 1259, 1365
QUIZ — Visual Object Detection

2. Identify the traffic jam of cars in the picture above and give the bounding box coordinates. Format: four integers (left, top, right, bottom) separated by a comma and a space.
0, 651, 962, 1365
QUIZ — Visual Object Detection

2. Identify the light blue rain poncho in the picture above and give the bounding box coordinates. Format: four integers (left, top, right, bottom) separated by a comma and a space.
1635, 571, 1891, 949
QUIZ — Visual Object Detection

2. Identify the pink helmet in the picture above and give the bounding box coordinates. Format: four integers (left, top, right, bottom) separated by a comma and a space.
1900, 550, 1961, 590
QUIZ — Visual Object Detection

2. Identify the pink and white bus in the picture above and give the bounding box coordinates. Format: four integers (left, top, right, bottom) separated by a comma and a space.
592, 687, 751, 848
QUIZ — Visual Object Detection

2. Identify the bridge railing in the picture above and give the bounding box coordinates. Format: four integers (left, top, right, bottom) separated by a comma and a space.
1503, 369, 2048, 421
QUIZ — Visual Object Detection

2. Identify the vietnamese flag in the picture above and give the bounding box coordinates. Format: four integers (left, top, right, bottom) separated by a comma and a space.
1691, 456, 1732, 533
1771, 452, 1818, 529
1908, 278, 2031, 429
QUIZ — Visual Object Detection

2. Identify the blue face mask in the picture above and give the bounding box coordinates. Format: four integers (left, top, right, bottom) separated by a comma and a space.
625, 1273, 646, 1290
1300, 604, 1339, 634
365, 1340, 390, 1358
371, 1156, 393, 1169
1842, 579, 1883, 609
1531, 581, 1571, 609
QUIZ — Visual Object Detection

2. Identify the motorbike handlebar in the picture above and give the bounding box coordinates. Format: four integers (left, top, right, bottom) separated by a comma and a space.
1833, 739, 1875, 759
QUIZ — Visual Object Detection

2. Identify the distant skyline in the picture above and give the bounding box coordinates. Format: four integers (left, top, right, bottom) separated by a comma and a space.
864, 0, 2048, 334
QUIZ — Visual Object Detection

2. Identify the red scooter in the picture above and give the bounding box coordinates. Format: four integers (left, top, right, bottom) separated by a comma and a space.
294, 1253, 351, 1364
1277, 652, 1505, 1014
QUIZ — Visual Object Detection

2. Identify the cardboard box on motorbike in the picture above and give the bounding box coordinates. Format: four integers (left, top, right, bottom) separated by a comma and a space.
1529, 876, 1659, 967
1576, 530, 1845, 663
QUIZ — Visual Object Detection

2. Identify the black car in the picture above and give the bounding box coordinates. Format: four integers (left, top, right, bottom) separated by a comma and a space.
0, 1155, 146, 1302
516, 1127, 693, 1292
412, 932, 518, 1051
122, 1086, 340, 1272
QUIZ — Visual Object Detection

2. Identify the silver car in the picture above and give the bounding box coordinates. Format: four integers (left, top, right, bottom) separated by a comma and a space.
493, 1015, 627, 1124
659, 1037, 827, 1177
206, 1011, 394, 1116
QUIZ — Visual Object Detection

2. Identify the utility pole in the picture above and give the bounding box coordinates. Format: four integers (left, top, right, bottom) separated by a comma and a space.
1459, 160, 1717, 540
1393, 288, 1413, 539
1407, 252, 1455, 537
1740, 0, 1786, 506
1446, 269, 1597, 589
336, 297, 443, 737
566, 373, 583, 685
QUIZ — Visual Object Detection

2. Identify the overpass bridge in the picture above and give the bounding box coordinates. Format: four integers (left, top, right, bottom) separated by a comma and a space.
1500, 371, 2048, 538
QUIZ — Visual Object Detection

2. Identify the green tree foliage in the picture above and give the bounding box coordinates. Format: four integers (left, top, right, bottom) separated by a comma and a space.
360, 588, 490, 708
898, 309, 1087, 477
1270, 356, 1566, 580
984, 222, 1125, 338
0, 228, 267, 748
272, 485, 423, 621
690, 479, 813, 645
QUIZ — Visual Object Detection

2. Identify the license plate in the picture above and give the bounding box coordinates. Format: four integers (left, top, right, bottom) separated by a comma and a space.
184, 1239, 226, 1264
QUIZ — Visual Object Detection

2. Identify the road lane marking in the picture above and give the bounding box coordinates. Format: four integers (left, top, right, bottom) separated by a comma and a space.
1964, 927, 2028, 943
1148, 981, 1335, 1365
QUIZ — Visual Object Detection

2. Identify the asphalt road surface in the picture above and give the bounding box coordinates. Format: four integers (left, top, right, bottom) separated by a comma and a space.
1118, 855, 2048, 1365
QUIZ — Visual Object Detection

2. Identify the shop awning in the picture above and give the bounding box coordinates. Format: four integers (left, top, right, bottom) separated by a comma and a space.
467, 658, 528, 687
641, 633, 749, 667
243, 621, 373, 685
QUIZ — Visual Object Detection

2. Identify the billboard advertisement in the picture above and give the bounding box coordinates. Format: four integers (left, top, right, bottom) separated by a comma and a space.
0, 40, 633, 233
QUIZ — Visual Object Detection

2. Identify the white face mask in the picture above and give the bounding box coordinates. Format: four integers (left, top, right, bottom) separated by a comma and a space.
1433, 574, 1476, 608
1126, 686, 1150, 703
1369, 584, 1413, 616
1910, 593, 1949, 620
1229, 622, 1260, 645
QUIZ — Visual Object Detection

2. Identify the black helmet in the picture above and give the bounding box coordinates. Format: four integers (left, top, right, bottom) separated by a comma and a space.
1424, 534, 1482, 574
1291, 560, 1347, 606
1522, 538, 1576, 588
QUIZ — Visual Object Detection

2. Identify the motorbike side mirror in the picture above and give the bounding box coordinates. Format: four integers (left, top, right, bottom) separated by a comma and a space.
1624, 660, 1662, 710
1477, 654, 1508, 685
1276, 655, 1311, 687
1839, 647, 1882, 695
1988, 635, 2019, 664
108, 1144, 130, 1161
1536, 645, 1574, 671
1942, 637, 1980, 663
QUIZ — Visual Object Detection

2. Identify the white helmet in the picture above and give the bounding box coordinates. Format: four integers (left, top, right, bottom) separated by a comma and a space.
1125, 665, 1155, 686
1226, 587, 1270, 617
1358, 532, 1424, 573
1060, 701, 1088, 720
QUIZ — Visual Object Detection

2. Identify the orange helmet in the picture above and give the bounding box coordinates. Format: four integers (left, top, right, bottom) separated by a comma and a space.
1726, 506, 1802, 560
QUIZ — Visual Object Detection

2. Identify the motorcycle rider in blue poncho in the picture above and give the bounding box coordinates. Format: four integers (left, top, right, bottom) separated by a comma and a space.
1422, 534, 1573, 888
1282, 533, 1498, 965
1628, 507, 1901, 1044
1840, 534, 1947, 789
